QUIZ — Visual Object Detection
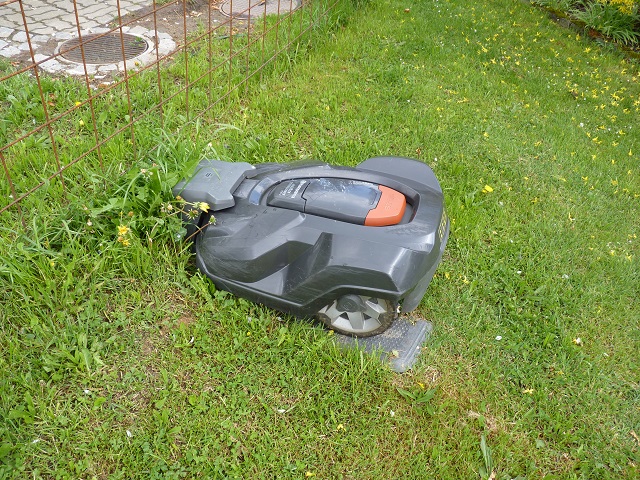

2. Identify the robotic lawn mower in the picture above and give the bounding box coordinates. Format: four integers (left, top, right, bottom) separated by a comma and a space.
174, 156, 449, 338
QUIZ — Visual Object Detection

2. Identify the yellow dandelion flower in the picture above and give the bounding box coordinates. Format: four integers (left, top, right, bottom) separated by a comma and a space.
198, 202, 210, 213
482, 185, 494, 193
117, 225, 130, 236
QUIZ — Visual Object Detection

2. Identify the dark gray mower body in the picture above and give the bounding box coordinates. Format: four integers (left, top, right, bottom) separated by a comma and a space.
174, 156, 449, 336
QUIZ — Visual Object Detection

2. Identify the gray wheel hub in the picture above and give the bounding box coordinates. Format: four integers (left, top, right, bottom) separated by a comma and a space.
318, 295, 393, 336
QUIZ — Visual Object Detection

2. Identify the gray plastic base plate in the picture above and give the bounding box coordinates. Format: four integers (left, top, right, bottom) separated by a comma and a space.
335, 317, 433, 373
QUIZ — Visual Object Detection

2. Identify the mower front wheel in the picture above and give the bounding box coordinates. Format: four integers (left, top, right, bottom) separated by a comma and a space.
316, 295, 397, 337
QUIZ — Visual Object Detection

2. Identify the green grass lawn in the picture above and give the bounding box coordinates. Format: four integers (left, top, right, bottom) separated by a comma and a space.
1, 0, 639, 478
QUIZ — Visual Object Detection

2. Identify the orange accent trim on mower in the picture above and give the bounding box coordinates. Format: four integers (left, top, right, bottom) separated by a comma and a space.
365, 185, 406, 226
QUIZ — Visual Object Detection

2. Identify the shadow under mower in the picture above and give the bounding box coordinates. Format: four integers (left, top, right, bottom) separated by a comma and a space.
174, 156, 449, 337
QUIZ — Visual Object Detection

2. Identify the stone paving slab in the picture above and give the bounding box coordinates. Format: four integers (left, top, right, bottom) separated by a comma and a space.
0, 0, 150, 59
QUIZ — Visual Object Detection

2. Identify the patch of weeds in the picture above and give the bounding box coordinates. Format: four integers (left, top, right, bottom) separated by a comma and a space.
479, 434, 496, 479
571, 0, 640, 45
531, 0, 640, 48
396, 386, 438, 415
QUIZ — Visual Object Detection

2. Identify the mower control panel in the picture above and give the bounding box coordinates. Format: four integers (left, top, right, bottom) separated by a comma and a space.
266, 178, 406, 226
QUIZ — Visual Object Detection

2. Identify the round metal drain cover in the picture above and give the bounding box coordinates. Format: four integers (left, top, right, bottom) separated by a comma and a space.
220, 0, 301, 19
59, 33, 150, 65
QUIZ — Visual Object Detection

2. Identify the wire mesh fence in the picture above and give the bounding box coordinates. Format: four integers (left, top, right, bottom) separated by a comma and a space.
0, 0, 342, 221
